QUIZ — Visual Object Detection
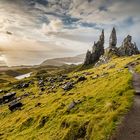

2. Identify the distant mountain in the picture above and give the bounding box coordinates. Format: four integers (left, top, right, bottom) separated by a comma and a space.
41, 54, 85, 66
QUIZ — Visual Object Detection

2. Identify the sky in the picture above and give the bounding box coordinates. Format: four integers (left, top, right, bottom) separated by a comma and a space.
0, 0, 140, 66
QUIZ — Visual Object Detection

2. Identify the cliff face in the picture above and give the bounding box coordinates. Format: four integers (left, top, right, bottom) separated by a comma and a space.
118, 35, 139, 56
84, 27, 140, 66
84, 30, 104, 65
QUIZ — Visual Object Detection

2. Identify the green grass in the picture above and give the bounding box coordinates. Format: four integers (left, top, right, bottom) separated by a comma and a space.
0, 55, 140, 140
136, 63, 140, 73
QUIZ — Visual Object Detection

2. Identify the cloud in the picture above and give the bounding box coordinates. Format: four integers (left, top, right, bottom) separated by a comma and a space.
42, 19, 63, 34
0, 0, 140, 66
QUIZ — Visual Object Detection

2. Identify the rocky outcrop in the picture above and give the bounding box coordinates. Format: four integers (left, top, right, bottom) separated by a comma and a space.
109, 27, 117, 49
84, 30, 104, 65
84, 50, 92, 65
118, 35, 139, 56
106, 27, 120, 56
83, 27, 139, 66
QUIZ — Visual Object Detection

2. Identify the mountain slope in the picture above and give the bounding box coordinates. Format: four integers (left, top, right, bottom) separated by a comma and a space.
0, 55, 140, 140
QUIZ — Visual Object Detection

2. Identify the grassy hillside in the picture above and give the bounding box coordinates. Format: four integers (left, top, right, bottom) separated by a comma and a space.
0, 65, 75, 87
0, 55, 140, 140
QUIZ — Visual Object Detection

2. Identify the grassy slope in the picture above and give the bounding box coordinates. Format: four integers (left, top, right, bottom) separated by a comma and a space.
0, 55, 140, 140
136, 63, 140, 73
0, 68, 33, 87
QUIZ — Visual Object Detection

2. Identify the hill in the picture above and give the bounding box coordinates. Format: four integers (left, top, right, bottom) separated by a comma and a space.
41, 54, 85, 66
0, 55, 140, 140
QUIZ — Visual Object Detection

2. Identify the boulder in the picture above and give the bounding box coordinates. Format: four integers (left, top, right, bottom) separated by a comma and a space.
22, 93, 30, 98
0, 90, 3, 93
67, 99, 83, 112
92, 75, 99, 79
0, 98, 3, 105
41, 87, 45, 91
67, 100, 76, 112
22, 83, 29, 88
62, 82, 73, 91
14, 82, 30, 89
35, 102, 41, 107
38, 80, 44, 86
48, 77, 56, 83
77, 76, 87, 82
8, 101, 23, 111
3, 92, 16, 103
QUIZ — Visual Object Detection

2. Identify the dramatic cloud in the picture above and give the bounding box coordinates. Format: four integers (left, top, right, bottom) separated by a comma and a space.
0, 0, 140, 66
42, 19, 63, 34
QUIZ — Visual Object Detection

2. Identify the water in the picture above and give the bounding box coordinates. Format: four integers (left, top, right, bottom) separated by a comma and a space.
15, 72, 32, 80
65, 62, 83, 65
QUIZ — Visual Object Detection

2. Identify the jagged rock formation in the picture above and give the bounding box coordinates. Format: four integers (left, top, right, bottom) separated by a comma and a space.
106, 27, 120, 56
84, 50, 92, 65
118, 35, 139, 56
84, 27, 139, 66
84, 30, 104, 65
109, 27, 117, 49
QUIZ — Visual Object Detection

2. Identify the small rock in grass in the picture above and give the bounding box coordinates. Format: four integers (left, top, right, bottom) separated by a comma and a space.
41, 87, 45, 91
23, 93, 30, 97
3, 92, 16, 103
136, 57, 140, 60
22, 83, 29, 88
0, 90, 3, 93
67, 99, 83, 112
8, 101, 23, 111
92, 74, 99, 79
35, 103, 41, 107
67, 100, 76, 112
77, 76, 87, 82
62, 82, 73, 91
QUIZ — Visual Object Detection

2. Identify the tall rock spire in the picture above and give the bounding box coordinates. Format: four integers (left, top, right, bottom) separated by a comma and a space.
109, 27, 117, 48
84, 30, 105, 66
84, 50, 92, 65
100, 29, 104, 44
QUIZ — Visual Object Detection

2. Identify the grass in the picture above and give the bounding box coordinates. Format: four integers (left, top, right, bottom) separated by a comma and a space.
136, 63, 140, 73
0, 55, 140, 140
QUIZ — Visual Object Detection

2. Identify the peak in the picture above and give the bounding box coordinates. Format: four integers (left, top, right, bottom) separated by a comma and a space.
109, 27, 117, 48
112, 27, 116, 32
113, 27, 116, 30
99, 29, 104, 43
124, 35, 132, 43
101, 29, 104, 33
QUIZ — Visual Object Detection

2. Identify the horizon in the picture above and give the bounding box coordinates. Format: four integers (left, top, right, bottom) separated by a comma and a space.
0, 0, 140, 66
